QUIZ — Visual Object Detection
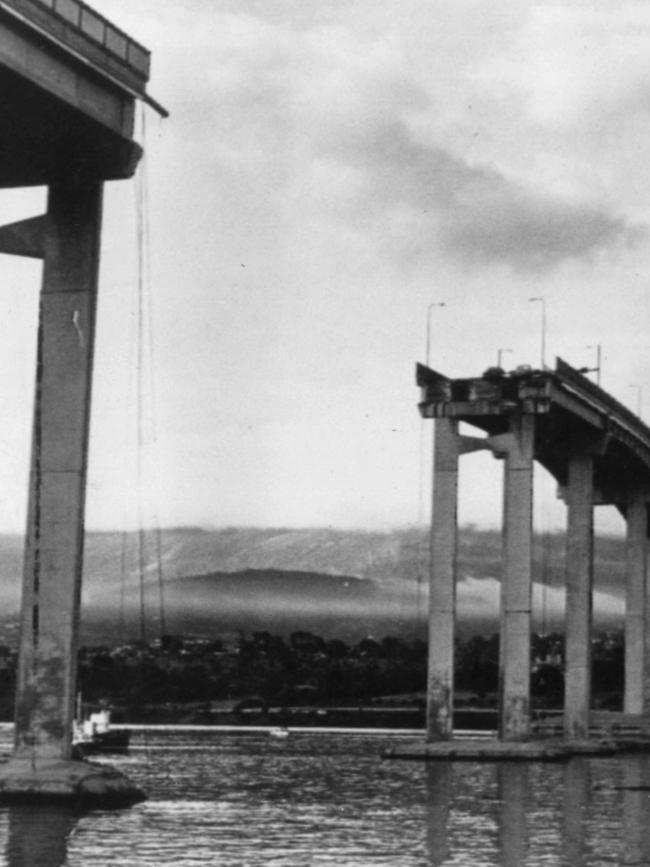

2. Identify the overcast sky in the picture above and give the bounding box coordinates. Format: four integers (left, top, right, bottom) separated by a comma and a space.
0, 0, 648, 534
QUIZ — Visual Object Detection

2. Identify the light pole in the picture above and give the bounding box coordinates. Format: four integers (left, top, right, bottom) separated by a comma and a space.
629, 384, 642, 418
426, 301, 446, 367
580, 343, 601, 385
497, 347, 512, 369
529, 297, 546, 369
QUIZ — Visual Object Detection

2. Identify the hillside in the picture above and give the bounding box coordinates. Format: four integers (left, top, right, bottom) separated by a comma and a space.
0, 526, 629, 645
82, 525, 626, 642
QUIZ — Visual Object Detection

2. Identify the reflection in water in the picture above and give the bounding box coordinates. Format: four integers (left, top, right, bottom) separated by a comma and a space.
498, 764, 528, 867
623, 756, 650, 867
422, 756, 607, 866
0, 734, 648, 865
425, 764, 451, 866
563, 758, 589, 866
5, 804, 80, 867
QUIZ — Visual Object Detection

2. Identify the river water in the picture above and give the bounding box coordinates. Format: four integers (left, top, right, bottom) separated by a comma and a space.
0, 728, 647, 866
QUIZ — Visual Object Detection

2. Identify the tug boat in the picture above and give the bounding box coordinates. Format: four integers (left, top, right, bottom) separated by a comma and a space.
73, 704, 130, 755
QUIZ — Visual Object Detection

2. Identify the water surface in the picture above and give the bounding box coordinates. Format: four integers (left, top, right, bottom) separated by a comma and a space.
0, 729, 647, 866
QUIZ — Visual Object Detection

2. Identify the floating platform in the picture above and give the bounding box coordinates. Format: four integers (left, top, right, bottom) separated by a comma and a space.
0, 758, 145, 807
382, 738, 618, 762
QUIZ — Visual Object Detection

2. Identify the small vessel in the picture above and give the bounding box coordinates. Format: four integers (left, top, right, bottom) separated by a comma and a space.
73, 702, 130, 755
269, 726, 290, 740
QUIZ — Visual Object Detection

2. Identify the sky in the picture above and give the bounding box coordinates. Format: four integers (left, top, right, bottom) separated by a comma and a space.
0, 0, 649, 534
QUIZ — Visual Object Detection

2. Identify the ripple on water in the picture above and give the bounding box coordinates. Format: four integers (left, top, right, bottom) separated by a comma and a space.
0, 733, 644, 865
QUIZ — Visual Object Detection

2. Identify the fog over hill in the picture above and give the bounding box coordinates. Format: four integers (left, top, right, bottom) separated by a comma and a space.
0, 526, 628, 644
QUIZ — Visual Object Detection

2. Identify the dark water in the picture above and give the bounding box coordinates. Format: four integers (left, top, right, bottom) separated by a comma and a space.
0, 728, 648, 866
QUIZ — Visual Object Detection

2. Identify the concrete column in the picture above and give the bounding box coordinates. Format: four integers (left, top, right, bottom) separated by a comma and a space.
426, 418, 459, 741
499, 414, 534, 740
564, 453, 594, 739
625, 493, 648, 714
13, 181, 102, 760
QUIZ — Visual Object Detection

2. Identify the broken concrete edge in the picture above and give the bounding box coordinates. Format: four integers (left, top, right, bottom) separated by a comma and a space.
0, 758, 146, 807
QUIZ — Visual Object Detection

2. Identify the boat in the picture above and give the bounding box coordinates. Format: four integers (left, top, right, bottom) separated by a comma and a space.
269, 726, 290, 739
73, 705, 130, 755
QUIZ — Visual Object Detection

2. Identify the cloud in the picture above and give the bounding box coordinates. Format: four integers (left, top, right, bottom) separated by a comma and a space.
440, 173, 642, 271
319, 113, 643, 271
118, 0, 648, 277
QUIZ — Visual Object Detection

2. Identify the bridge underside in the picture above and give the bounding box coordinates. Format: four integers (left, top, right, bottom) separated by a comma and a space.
0, 65, 141, 186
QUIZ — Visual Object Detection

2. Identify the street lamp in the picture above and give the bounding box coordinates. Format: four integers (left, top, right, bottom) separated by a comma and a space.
426, 301, 446, 367
497, 347, 512, 369
529, 297, 546, 369
583, 344, 602, 385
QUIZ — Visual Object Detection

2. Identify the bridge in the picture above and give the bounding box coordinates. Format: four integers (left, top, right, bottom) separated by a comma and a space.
417, 357, 650, 743
0, 0, 162, 802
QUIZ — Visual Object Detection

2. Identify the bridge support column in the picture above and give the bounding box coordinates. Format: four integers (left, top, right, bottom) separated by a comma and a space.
625, 493, 648, 714
0, 181, 144, 804
13, 181, 102, 762
426, 419, 459, 741
498, 414, 534, 741
564, 454, 594, 739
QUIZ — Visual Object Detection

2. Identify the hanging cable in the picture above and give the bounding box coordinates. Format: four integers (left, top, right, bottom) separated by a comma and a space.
135, 106, 148, 646
133, 103, 167, 645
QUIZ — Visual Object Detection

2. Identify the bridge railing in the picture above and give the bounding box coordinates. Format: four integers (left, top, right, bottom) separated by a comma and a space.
555, 357, 650, 448
0, 0, 150, 87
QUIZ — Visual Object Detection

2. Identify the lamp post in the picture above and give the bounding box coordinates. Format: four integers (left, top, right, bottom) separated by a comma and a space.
497, 347, 512, 369
586, 344, 602, 385
529, 297, 546, 369
426, 301, 446, 367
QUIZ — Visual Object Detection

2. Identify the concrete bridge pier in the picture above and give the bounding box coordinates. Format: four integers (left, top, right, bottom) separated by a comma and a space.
415, 360, 650, 758
13, 181, 101, 764
497, 414, 534, 740
426, 419, 459, 741
0, 182, 144, 805
624, 492, 648, 714
564, 454, 595, 739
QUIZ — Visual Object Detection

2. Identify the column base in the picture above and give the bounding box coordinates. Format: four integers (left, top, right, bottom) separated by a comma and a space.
0, 757, 145, 807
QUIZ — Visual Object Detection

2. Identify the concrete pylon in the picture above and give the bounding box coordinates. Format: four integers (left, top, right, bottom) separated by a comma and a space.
13, 181, 101, 761
426, 418, 459, 741
0, 181, 144, 804
497, 414, 534, 740
624, 492, 648, 714
564, 453, 594, 739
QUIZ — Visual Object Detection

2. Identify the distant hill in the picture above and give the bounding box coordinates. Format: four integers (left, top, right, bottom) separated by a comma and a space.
0, 525, 629, 645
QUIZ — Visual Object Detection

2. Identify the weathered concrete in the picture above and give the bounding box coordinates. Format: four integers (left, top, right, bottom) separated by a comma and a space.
426, 419, 459, 741
0, 0, 157, 806
564, 454, 595, 739
0, 0, 163, 186
498, 414, 534, 741
417, 360, 650, 749
0, 758, 144, 806
625, 493, 648, 714
13, 182, 102, 763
